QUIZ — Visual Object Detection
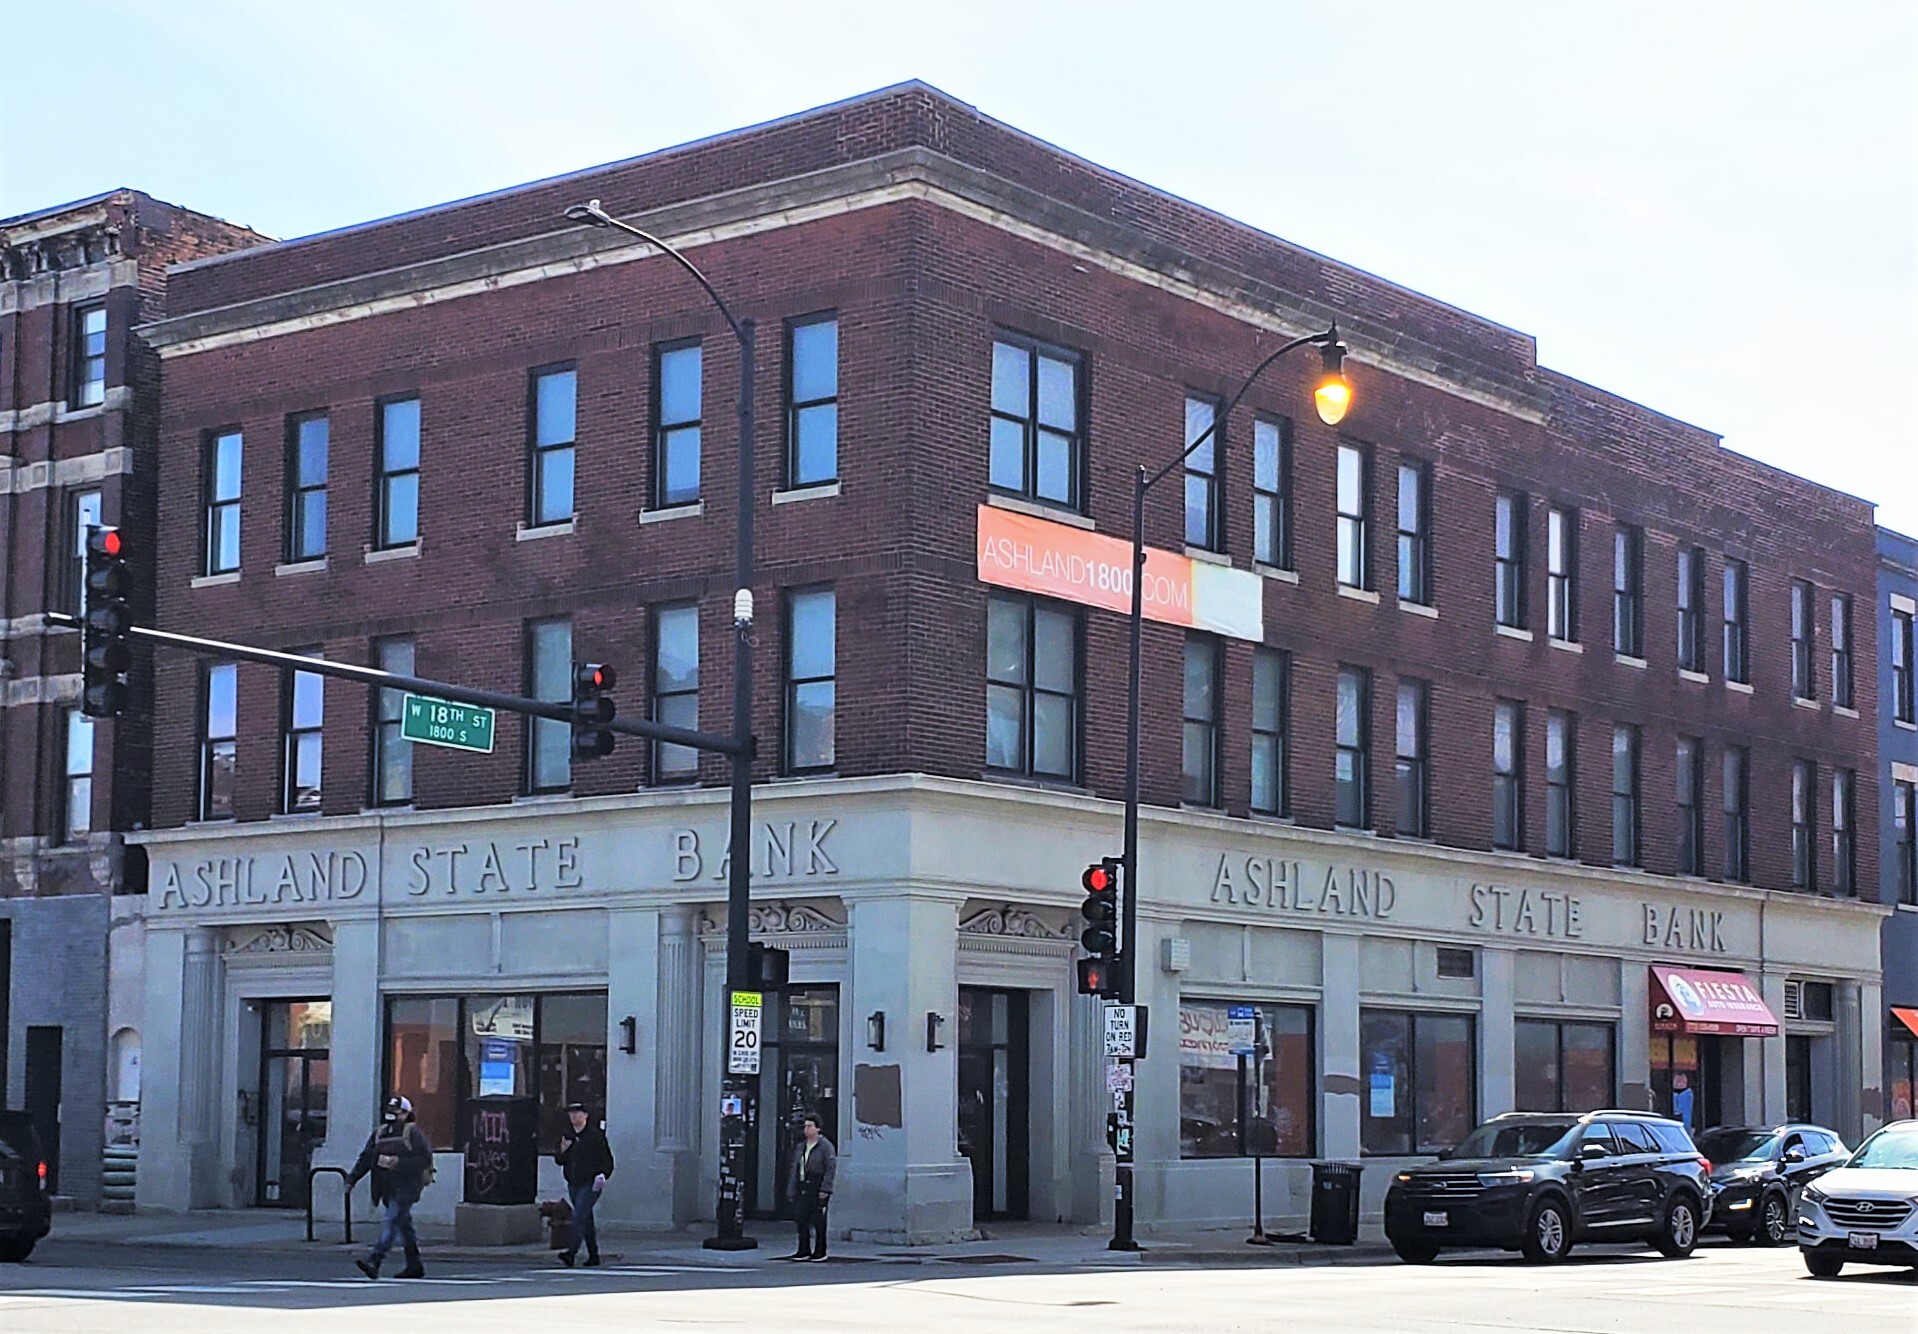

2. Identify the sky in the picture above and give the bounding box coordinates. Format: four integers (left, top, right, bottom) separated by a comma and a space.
4, 0, 1913, 533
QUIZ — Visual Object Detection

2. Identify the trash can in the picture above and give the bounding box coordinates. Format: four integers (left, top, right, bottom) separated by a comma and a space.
1309, 1161, 1362, 1245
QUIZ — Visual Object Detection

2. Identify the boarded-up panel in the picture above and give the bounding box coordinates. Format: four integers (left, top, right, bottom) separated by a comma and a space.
1247, 927, 1321, 988
1359, 937, 1415, 994
1516, 951, 1561, 1003
1182, 923, 1244, 984
1565, 954, 1621, 1007
501, 908, 607, 975
383, 914, 489, 977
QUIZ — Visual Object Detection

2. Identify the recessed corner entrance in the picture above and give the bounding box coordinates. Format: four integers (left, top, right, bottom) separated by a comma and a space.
958, 987, 1030, 1221
257, 1000, 331, 1208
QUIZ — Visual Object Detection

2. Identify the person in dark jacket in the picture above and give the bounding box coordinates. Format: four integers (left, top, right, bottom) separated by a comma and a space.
783, 1114, 836, 1261
347, 1095, 434, 1280
556, 1102, 614, 1267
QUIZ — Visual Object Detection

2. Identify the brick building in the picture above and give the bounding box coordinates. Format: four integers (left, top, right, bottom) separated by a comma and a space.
1879, 527, 1918, 1119
126, 84, 1886, 1239
0, 191, 265, 1204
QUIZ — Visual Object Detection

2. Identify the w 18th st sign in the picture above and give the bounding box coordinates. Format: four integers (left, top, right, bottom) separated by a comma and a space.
401, 694, 496, 753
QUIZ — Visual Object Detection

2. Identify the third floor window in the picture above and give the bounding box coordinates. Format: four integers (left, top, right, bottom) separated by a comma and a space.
203, 428, 242, 575
1722, 559, 1749, 684
199, 661, 237, 821
71, 304, 106, 408
655, 342, 703, 508
1832, 768, 1856, 893
986, 594, 1078, 782
1396, 679, 1430, 837
1675, 736, 1703, 876
787, 315, 839, 487
1182, 634, 1221, 804
1495, 491, 1527, 629
1335, 666, 1371, 828
1398, 459, 1433, 605
1492, 700, 1524, 850
529, 366, 576, 526
281, 656, 324, 815
1184, 396, 1221, 550
1723, 746, 1749, 883
1613, 524, 1644, 657
652, 604, 701, 783
1612, 724, 1640, 867
784, 587, 836, 774
989, 337, 1081, 510
1677, 546, 1705, 673
1792, 759, 1817, 890
376, 397, 421, 549
1252, 648, 1289, 816
1545, 709, 1575, 858
1831, 593, 1854, 708
1337, 444, 1370, 590
1253, 417, 1291, 570
285, 412, 328, 563
1546, 506, 1577, 641
1791, 580, 1814, 699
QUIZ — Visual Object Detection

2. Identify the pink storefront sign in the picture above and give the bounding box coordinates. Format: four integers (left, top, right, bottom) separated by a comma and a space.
1649, 965, 1781, 1037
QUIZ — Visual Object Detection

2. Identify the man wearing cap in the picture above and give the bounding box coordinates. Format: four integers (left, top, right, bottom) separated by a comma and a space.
555, 1103, 615, 1267
348, 1094, 435, 1279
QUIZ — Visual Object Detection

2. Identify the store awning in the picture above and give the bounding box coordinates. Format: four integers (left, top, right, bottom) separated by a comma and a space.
1893, 1007, 1918, 1038
1650, 965, 1780, 1037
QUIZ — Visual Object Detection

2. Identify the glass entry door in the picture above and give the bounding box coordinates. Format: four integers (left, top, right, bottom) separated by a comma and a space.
258, 1000, 331, 1208
748, 985, 839, 1219
958, 988, 1030, 1220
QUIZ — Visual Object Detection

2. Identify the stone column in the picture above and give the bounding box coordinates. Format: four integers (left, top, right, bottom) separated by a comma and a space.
1320, 933, 1362, 1159
1619, 964, 1652, 1111
135, 925, 188, 1211
1478, 947, 1516, 1118
1836, 981, 1866, 1143
172, 928, 222, 1208
1859, 978, 1884, 1137
839, 894, 971, 1244
599, 904, 672, 1227
1069, 988, 1113, 1227
323, 919, 381, 1218
1757, 971, 1790, 1125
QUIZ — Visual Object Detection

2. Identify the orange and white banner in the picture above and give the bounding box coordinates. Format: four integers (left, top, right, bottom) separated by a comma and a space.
976, 503, 1264, 642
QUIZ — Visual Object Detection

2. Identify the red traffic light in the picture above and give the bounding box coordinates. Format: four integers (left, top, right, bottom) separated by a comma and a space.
1077, 956, 1118, 997
1082, 861, 1116, 895
575, 661, 616, 693
92, 528, 123, 558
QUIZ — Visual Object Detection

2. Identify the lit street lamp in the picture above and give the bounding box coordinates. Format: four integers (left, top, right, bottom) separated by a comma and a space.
1113, 325, 1350, 1250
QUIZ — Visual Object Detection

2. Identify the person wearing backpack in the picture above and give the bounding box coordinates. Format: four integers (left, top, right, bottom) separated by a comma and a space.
347, 1094, 435, 1279
555, 1102, 614, 1267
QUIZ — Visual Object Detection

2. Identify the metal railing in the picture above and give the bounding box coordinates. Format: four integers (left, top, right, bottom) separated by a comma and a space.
305, 1167, 355, 1243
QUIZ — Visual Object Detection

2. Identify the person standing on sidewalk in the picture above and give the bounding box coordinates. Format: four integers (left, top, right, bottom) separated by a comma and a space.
783, 1114, 836, 1261
347, 1095, 434, 1280
556, 1102, 614, 1268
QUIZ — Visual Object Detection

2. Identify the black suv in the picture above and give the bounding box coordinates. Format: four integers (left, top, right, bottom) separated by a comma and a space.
0, 1112, 52, 1261
1698, 1123, 1848, 1245
1385, 1111, 1712, 1264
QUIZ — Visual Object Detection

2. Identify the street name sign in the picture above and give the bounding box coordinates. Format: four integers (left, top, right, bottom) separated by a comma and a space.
401, 694, 496, 754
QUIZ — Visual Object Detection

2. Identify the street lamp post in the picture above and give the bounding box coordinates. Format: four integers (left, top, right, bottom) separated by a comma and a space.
1113, 324, 1350, 1251
564, 199, 760, 1249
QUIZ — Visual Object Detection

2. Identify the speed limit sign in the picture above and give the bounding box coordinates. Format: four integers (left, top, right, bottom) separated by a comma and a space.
728, 990, 763, 1074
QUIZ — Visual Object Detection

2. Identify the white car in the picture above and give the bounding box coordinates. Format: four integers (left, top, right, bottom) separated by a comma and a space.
1797, 1119, 1918, 1277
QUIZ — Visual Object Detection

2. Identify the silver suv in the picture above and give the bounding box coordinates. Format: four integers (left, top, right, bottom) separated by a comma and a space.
1798, 1120, 1918, 1277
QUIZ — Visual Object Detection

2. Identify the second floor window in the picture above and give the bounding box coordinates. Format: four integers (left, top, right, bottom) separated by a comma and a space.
1895, 779, 1916, 906
1336, 666, 1370, 828
1252, 649, 1289, 816
784, 588, 836, 773
1614, 524, 1644, 657
281, 657, 324, 814
655, 342, 703, 508
204, 429, 242, 575
989, 337, 1081, 509
1546, 506, 1576, 641
1612, 724, 1640, 866
787, 315, 839, 487
1791, 580, 1814, 699
71, 304, 106, 408
67, 488, 102, 616
985, 595, 1078, 781
1792, 760, 1817, 889
372, 636, 415, 806
377, 397, 421, 548
652, 604, 700, 782
1832, 768, 1856, 893
1397, 460, 1432, 604
1493, 700, 1523, 850
200, 662, 238, 820
1722, 559, 1749, 683
1184, 396, 1221, 550
526, 619, 572, 793
1675, 736, 1703, 875
1723, 746, 1749, 883
1337, 444, 1370, 589
285, 413, 328, 563
1545, 709, 1575, 857
529, 367, 576, 526
1677, 546, 1705, 672
1396, 679, 1429, 837
1495, 491, 1527, 628
1253, 417, 1291, 569
63, 709, 94, 843
1894, 607, 1915, 724
1831, 593, 1854, 708
1182, 635, 1220, 804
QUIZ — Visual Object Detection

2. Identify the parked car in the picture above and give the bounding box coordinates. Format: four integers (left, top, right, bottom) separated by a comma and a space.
0, 1111, 53, 1262
1384, 1110, 1712, 1264
1798, 1119, 1918, 1277
1697, 1123, 1848, 1245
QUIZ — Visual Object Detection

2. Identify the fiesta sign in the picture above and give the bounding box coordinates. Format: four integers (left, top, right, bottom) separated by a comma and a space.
977, 504, 1264, 642
1650, 965, 1780, 1037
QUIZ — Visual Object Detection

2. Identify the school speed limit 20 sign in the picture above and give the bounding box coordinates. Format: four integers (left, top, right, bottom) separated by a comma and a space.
728, 990, 763, 1074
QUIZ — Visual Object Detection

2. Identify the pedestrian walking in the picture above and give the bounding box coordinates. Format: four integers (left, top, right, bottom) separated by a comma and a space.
347, 1094, 434, 1280
783, 1114, 836, 1261
556, 1102, 614, 1267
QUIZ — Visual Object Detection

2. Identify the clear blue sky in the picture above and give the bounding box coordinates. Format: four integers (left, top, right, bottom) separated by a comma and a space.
5, 0, 1912, 533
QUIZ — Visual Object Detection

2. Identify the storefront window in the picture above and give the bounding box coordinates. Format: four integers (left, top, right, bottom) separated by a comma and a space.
1514, 1019, 1614, 1113
1178, 1002, 1314, 1158
1889, 1028, 1916, 1123
385, 992, 607, 1151
1362, 1010, 1475, 1156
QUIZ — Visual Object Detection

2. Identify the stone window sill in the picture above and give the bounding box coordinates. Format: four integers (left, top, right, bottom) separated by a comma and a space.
1727, 680, 1755, 695
1185, 546, 1232, 567
774, 481, 840, 505
1549, 637, 1584, 654
517, 518, 576, 542
1495, 624, 1533, 642
1254, 563, 1299, 585
1896, 718, 1917, 732
1337, 585, 1381, 605
1399, 600, 1438, 619
1679, 669, 1710, 684
1833, 705, 1860, 719
191, 571, 240, 589
640, 501, 704, 525
1793, 697, 1822, 711
986, 491, 1092, 530
275, 558, 328, 578
365, 543, 421, 564
1615, 654, 1648, 669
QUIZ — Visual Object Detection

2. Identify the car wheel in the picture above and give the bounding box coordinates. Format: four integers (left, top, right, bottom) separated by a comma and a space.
1520, 1199, 1572, 1264
1757, 1190, 1791, 1246
1803, 1250, 1844, 1278
1654, 1195, 1700, 1258
0, 1236, 34, 1263
1391, 1239, 1439, 1265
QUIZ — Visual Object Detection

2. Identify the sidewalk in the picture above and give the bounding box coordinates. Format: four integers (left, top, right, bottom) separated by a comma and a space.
48, 1209, 1398, 1269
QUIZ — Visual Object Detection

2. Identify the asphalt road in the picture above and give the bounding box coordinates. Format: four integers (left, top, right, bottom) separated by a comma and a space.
0, 1235, 1913, 1332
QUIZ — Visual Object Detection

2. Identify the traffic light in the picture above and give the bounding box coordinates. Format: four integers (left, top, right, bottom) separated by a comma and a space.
570, 661, 617, 759
1077, 857, 1121, 997
82, 526, 131, 717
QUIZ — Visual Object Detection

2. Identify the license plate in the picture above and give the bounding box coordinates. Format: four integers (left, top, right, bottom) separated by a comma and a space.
1423, 1211, 1449, 1227
1848, 1232, 1879, 1250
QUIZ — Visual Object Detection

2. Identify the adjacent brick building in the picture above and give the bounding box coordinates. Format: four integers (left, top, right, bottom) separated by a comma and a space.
125, 84, 1887, 1238
0, 191, 266, 1203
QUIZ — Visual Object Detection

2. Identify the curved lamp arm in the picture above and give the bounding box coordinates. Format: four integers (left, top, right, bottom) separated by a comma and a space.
563, 199, 748, 348
1144, 325, 1343, 493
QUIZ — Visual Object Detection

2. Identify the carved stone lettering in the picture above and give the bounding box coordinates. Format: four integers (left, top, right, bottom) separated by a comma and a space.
1467, 884, 1585, 940
1209, 856, 1394, 919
